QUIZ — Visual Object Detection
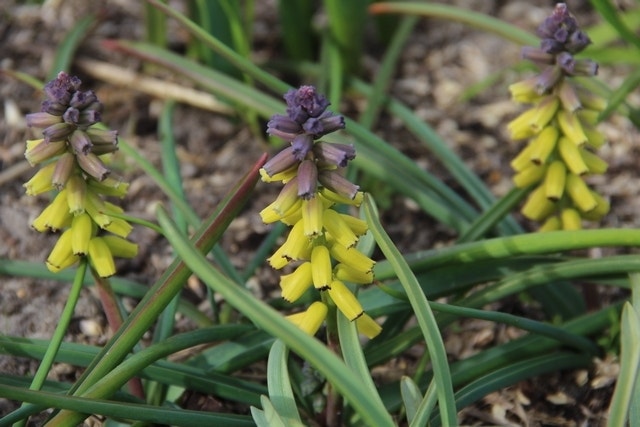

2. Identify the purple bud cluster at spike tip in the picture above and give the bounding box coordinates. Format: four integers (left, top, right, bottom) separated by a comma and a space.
25, 72, 119, 182
262, 86, 354, 199
521, 3, 597, 82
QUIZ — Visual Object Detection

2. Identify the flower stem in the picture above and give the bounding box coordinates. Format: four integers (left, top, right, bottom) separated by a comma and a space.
15, 259, 87, 427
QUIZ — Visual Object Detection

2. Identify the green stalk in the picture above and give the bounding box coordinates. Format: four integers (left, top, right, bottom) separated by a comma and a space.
14, 261, 87, 427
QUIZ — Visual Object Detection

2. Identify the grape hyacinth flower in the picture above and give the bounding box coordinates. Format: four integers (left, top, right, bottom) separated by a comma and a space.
260, 86, 381, 338
24, 72, 137, 277
507, 3, 609, 230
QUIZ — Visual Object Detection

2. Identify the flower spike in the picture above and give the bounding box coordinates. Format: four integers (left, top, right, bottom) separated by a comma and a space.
261, 86, 380, 337
508, 3, 609, 230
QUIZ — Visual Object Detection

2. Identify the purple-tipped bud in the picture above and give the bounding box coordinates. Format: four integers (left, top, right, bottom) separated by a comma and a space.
70, 130, 93, 155
284, 86, 330, 122
535, 66, 562, 94
572, 59, 598, 76
70, 90, 98, 109
41, 100, 68, 116
540, 38, 565, 54
76, 152, 110, 181
51, 152, 75, 189
297, 160, 318, 199
78, 110, 101, 127
63, 108, 80, 124
557, 52, 575, 74
318, 170, 359, 200
262, 146, 299, 177
43, 122, 75, 142
267, 114, 303, 141
87, 128, 118, 145
303, 111, 345, 137
521, 46, 556, 65
313, 142, 355, 167
566, 30, 591, 53
26, 112, 62, 128
291, 134, 314, 160
43, 72, 80, 105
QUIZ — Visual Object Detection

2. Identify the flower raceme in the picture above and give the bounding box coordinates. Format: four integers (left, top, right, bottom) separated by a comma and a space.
261, 86, 381, 339
24, 72, 137, 277
507, 3, 609, 230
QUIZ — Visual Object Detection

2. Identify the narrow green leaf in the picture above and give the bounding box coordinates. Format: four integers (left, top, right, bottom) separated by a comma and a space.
364, 195, 457, 426
251, 396, 287, 427
266, 340, 304, 425
590, 0, 640, 50
400, 376, 422, 424
607, 302, 640, 427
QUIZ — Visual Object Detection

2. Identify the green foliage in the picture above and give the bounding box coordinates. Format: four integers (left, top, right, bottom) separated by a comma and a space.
2, 1, 640, 426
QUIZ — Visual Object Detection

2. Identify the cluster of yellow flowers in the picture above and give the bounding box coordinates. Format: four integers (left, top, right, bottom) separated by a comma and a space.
508, 3, 609, 230
24, 72, 137, 277
260, 86, 381, 338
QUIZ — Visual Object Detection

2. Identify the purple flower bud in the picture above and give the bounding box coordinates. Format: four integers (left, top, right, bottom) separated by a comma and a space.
535, 66, 562, 94
70, 130, 93, 155
70, 90, 98, 109
291, 134, 314, 160
87, 128, 118, 145
76, 152, 110, 181
267, 114, 303, 141
572, 59, 598, 76
63, 108, 80, 124
284, 86, 330, 120
521, 46, 555, 65
540, 38, 564, 54
43, 72, 81, 105
303, 111, 345, 137
566, 30, 591, 53
78, 110, 101, 127
318, 170, 359, 200
313, 142, 355, 167
26, 112, 62, 128
557, 52, 575, 74
43, 122, 75, 142
262, 146, 299, 177
51, 152, 75, 189
297, 160, 318, 199
41, 100, 68, 116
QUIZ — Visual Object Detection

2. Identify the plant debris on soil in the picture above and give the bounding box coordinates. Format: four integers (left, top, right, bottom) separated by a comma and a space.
1, 1, 638, 425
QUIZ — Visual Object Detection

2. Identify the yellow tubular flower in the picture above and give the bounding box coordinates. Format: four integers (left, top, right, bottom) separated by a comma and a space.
85, 191, 112, 228
355, 314, 382, 338
510, 142, 538, 172
558, 137, 589, 175
508, 108, 541, 140
540, 215, 562, 232
286, 302, 328, 335
71, 212, 93, 255
543, 161, 566, 201
328, 280, 364, 321
280, 262, 313, 302
557, 80, 581, 113
560, 208, 582, 230
520, 184, 556, 222
32, 189, 72, 232
577, 109, 600, 126
23, 162, 57, 196
334, 263, 373, 284
528, 126, 559, 165
320, 188, 364, 207
531, 96, 560, 132
323, 209, 358, 248
103, 217, 133, 238
577, 90, 607, 112
302, 197, 324, 237
88, 237, 116, 278
46, 229, 75, 272
581, 191, 610, 220
280, 220, 312, 262
508, 76, 544, 103
329, 243, 375, 274
513, 163, 546, 188
557, 110, 588, 146
102, 235, 138, 258
87, 176, 130, 198
260, 165, 298, 183
583, 126, 606, 149
267, 244, 290, 270
311, 245, 332, 290
565, 173, 598, 212
24, 139, 66, 166
338, 214, 368, 236
580, 148, 608, 174
66, 174, 87, 215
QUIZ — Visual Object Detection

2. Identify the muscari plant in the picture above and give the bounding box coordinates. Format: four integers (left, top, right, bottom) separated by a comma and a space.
2, 2, 640, 426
